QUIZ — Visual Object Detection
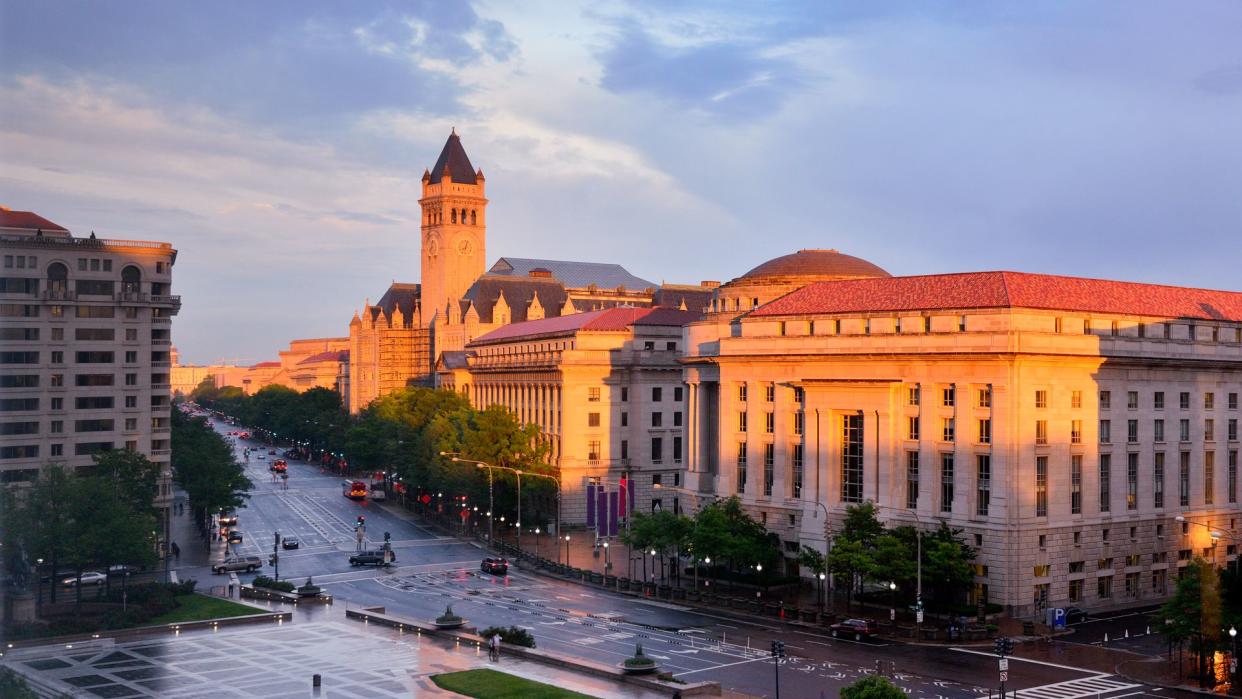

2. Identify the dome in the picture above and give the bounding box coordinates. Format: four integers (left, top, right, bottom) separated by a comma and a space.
740, 249, 890, 282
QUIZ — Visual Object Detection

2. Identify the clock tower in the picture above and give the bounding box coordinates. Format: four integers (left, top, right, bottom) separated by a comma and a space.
419, 129, 487, 328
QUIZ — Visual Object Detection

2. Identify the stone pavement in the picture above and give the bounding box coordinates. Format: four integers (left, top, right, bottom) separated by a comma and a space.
1, 605, 668, 698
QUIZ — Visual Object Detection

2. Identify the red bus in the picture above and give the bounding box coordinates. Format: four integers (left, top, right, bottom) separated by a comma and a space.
342, 480, 368, 499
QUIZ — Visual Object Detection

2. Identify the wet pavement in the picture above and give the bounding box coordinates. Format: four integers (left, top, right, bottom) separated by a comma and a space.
2, 609, 666, 698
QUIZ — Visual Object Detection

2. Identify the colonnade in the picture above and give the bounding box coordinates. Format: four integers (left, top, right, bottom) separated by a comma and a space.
472, 380, 564, 462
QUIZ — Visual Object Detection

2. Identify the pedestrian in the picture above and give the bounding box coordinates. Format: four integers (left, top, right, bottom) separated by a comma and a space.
171, 542, 180, 560
490, 633, 501, 661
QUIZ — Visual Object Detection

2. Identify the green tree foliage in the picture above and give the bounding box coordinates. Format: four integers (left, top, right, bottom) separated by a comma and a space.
688, 498, 780, 581
1158, 558, 1221, 680
838, 501, 885, 548
171, 407, 252, 530
841, 675, 907, 699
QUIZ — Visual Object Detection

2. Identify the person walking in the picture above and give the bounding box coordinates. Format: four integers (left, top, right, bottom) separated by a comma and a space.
489, 633, 501, 661
171, 542, 180, 560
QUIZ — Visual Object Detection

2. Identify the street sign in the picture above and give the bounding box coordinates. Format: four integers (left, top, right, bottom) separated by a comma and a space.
916, 610, 924, 623
420, 494, 432, 504
998, 658, 1008, 671
999, 671, 1008, 683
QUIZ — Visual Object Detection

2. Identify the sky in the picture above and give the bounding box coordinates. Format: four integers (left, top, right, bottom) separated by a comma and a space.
3, 1, 1241, 365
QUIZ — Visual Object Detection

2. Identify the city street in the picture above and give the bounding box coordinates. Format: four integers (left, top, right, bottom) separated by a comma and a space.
167, 416, 1198, 699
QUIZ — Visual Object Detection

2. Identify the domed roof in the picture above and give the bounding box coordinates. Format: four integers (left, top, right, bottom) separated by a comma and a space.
739, 249, 889, 282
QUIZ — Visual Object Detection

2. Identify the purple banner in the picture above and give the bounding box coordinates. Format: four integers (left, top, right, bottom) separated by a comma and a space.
618, 478, 627, 520
586, 484, 596, 528
608, 491, 619, 537
597, 488, 608, 538
627, 478, 636, 514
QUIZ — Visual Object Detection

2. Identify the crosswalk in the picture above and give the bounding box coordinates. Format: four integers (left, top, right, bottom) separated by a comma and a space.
1012, 674, 1141, 699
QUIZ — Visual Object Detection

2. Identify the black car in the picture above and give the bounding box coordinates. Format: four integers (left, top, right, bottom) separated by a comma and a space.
349, 550, 395, 567
1064, 606, 1089, 623
227, 531, 244, 544
281, 536, 300, 550
480, 557, 509, 575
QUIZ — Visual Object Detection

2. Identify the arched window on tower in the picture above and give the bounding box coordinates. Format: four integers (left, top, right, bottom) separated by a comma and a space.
471, 210, 477, 226
460, 208, 467, 224
121, 265, 142, 294
451, 209, 457, 224
47, 262, 68, 294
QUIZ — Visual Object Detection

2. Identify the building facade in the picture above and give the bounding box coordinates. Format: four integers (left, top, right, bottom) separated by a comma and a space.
684, 263, 1242, 617
0, 207, 180, 542
439, 307, 698, 524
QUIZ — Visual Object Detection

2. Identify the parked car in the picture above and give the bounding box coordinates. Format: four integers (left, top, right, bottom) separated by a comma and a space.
61, 571, 107, 587
212, 556, 262, 574
1064, 607, 1089, 624
107, 564, 141, 576
227, 531, 244, 544
281, 536, 300, 550
268, 449, 276, 455
368, 488, 386, 501
256, 452, 266, 460
480, 557, 509, 575
349, 550, 395, 567
830, 618, 880, 641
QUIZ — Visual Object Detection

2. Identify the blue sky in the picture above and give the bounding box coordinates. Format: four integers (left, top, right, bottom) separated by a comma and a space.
3, 1, 1241, 364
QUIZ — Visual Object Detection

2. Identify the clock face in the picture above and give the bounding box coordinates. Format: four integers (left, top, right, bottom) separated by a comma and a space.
457, 238, 474, 256
426, 236, 440, 257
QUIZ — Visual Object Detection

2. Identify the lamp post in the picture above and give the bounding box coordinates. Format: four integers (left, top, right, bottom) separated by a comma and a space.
535, 527, 541, 559
603, 541, 611, 573
889, 581, 897, 622
564, 534, 572, 568
818, 572, 827, 611
704, 556, 712, 591
35, 557, 43, 612
650, 549, 658, 584
1230, 625, 1238, 683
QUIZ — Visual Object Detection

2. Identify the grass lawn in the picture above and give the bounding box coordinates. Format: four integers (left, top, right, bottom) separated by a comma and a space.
430, 669, 598, 699
147, 594, 266, 624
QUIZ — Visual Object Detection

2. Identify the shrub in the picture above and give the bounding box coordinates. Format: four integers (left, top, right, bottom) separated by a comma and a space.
436, 604, 462, 624
250, 576, 295, 593
479, 625, 536, 648
841, 675, 905, 699
0, 667, 40, 699
623, 643, 656, 668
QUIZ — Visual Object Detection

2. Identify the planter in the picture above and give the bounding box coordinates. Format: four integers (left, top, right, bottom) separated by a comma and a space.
820, 613, 837, 626
731, 597, 749, 610
617, 578, 631, 592
748, 600, 762, 614
672, 588, 686, 600
433, 619, 466, 630
589, 572, 603, 584
618, 660, 660, 675
920, 628, 939, 641
685, 591, 701, 603
762, 602, 781, 617
658, 585, 672, 599
799, 609, 818, 623
604, 575, 617, 587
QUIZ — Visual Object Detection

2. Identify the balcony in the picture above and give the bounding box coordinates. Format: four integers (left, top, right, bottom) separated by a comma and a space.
150, 448, 172, 457
151, 361, 171, 368
151, 382, 171, 389
116, 291, 148, 303
41, 289, 76, 301
152, 317, 171, 324
152, 426, 171, 434
152, 338, 171, 346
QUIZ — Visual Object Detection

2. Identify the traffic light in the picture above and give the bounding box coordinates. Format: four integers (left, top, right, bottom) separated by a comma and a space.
770, 640, 785, 658
384, 531, 391, 543
1003, 638, 1015, 655
994, 638, 1005, 656
357, 515, 366, 528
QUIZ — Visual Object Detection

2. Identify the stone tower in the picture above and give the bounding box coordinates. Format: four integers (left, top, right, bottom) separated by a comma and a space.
419, 130, 487, 328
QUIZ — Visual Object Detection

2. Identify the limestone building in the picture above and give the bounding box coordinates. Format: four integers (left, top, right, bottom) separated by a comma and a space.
438, 306, 699, 524
346, 131, 713, 413
0, 207, 180, 543
683, 257, 1242, 617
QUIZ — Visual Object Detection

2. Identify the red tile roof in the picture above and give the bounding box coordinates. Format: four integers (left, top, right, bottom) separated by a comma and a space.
472, 307, 700, 344
250, 361, 281, 368
751, 271, 1242, 322
297, 350, 349, 365
0, 209, 69, 232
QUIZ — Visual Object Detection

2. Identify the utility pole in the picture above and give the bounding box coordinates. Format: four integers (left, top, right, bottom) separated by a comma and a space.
273, 531, 280, 582
994, 637, 1013, 699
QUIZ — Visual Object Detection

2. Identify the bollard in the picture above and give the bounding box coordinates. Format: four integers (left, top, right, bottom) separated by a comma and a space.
1125, 629, 1129, 639
312, 674, 321, 687
1103, 632, 1109, 645
1146, 626, 1151, 635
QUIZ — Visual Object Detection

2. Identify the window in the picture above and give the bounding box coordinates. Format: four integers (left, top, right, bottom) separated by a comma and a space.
1036, 420, 1048, 445
650, 438, 662, 464
1155, 419, 1165, 442
764, 384, 775, 402
958, 315, 967, 332
1072, 390, 1082, 409
1128, 391, 1138, 410
1180, 451, 1191, 507
621, 387, 628, 402
1098, 557, 1113, 570
738, 384, 748, 402
763, 443, 775, 496
764, 412, 774, 433
588, 387, 600, 402
792, 411, 802, 435
1068, 579, 1083, 602
1035, 456, 1047, 517
75, 396, 113, 409
1180, 419, 1190, 442
906, 451, 919, 509
1033, 565, 1050, 577
1069, 561, 1085, 574
1230, 450, 1238, 504
620, 440, 628, 459
588, 412, 600, 427
673, 436, 683, 464
1155, 452, 1165, 508
1155, 391, 1165, 410
1207, 392, 1216, 410
1229, 419, 1238, 441
736, 443, 748, 493
651, 412, 662, 427
943, 386, 955, 407
1071, 455, 1082, 514
976, 455, 991, 516
978, 419, 991, 444
1206, 419, 1216, 442
620, 411, 628, 427
942, 418, 955, 442
979, 387, 992, 408
674, 386, 684, 402
908, 385, 920, 406
738, 411, 747, 432
940, 453, 955, 513
666, 342, 677, 352
674, 411, 683, 427
1099, 454, 1111, 512
1127, 453, 1139, 510
907, 416, 920, 441
0, 352, 39, 364
50, 444, 62, 457
1152, 570, 1167, 596
1180, 392, 1190, 410
1099, 420, 1111, 444
1205, 450, 1215, 505
588, 440, 601, 464
1100, 391, 1111, 410
124, 395, 137, 408
50, 420, 63, 434
1071, 420, 1083, 444
791, 444, 803, 497
125, 328, 137, 341
1035, 390, 1047, 408
1231, 393, 1239, 410
652, 387, 662, 402
1125, 572, 1140, 598
841, 414, 864, 503
1128, 419, 1138, 443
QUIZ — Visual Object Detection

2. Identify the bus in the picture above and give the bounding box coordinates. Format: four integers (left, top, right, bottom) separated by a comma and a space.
342, 480, 368, 500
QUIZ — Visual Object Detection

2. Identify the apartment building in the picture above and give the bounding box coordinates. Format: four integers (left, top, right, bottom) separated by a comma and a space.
0, 207, 180, 541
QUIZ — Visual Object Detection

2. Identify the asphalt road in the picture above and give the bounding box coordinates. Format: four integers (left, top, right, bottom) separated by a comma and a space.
178, 416, 1197, 699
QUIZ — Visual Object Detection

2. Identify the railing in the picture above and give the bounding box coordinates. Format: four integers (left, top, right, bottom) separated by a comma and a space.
150, 448, 172, 457
150, 294, 180, 306
152, 426, 171, 434
152, 338, 171, 346
152, 317, 171, 324
40, 289, 76, 301
0, 232, 175, 252
152, 360, 171, 368
151, 382, 171, 389
116, 291, 148, 303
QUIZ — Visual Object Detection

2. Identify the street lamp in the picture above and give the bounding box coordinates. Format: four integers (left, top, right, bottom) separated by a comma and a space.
603, 541, 611, 573
564, 534, 572, 567
889, 581, 897, 622
535, 527, 541, 559
650, 548, 658, 584
1231, 626, 1238, 681
35, 557, 44, 611
817, 572, 827, 611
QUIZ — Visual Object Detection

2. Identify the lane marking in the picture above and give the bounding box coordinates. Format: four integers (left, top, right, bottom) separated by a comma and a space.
950, 647, 1095, 673
674, 655, 771, 676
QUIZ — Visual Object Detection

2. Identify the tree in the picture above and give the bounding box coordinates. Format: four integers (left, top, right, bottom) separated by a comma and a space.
921, 522, 976, 609
1158, 558, 1221, 681
798, 545, 828, 606
841, 675, 906, 699
827, 538, 873, 610
171, 408, 252, 538
839, 502, 885, 548
90, 449, 160, 518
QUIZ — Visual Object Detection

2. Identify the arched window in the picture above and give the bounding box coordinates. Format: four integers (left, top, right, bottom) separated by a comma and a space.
471, 210, 477, 226
451, 209, 457, 224
461, 208, 467, 224
121, 265, 142, 294
47, 262, 68, 293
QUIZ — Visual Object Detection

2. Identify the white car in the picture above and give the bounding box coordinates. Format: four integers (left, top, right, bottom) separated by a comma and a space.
256, 452, 265, 460
62, 571, 107, 586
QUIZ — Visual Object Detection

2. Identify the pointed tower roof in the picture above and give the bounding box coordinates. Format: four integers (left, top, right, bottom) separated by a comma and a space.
429, 130, 477, 185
